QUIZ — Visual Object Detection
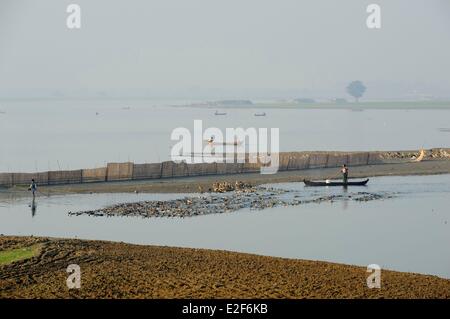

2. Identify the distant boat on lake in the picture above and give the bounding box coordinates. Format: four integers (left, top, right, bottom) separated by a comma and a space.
206, 135, 242, 145
254, 112, 266, 116
214, 110, 227, 116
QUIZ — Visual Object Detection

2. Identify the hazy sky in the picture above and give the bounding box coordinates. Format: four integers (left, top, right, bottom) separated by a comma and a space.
1, 0, 449, 98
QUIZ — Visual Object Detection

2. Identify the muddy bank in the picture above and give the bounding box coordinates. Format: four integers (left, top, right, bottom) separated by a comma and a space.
3, 160, 450, 196
1, 236, 449, 299
69, 184, 392, 218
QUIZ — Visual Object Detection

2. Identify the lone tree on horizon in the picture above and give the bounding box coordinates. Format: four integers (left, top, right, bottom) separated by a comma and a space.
346, 81, 366, 102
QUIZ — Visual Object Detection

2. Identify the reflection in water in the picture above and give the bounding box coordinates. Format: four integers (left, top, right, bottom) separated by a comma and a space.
30, 197, 37, 217
342, 187, 349, 210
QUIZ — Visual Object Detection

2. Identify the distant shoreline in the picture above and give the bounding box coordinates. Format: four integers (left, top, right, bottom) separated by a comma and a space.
2, 98, 450, 110
172, 100, 450, 110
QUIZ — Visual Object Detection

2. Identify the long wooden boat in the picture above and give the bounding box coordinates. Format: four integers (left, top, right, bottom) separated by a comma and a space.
303, 179, 369, 187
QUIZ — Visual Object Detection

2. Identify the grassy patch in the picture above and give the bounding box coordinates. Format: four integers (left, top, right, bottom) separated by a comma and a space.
0, 244, 42, 266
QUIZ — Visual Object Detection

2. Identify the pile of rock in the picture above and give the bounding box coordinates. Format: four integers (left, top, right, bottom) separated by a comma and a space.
429, 148, 450, 159
212, 181, 253, 193
380, 151, 420, 160
380, 148, 450, 160
68, 186, 393, 219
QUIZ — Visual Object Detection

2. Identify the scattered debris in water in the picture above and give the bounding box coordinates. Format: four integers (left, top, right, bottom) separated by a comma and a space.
68, 184, 394, 219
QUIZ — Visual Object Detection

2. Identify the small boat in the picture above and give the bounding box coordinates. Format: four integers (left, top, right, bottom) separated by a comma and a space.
303, 179, 369, 187
206, 140, 242, 146
214, 110, 227, 116
254, 112, 266, 116
205, 135, 242, 146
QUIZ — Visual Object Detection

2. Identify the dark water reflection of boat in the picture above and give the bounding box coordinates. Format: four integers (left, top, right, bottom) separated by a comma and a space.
304, 179, 369, 186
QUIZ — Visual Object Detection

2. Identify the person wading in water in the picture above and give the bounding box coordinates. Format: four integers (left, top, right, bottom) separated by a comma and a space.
341, 164, 349, 184
29, 179, 37, 197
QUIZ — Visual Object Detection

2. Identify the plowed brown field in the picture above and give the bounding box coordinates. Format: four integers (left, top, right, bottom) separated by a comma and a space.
1, 236, 449, 299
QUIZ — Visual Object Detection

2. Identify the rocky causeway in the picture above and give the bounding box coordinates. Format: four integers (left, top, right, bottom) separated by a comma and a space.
68, 182, 393, 218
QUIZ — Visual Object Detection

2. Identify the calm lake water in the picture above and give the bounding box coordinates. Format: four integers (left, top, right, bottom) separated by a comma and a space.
1, 174, 449, 278
1, 100, 450, 172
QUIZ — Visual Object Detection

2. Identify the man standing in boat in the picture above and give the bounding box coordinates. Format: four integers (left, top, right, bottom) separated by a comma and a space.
341, 164, 349, 184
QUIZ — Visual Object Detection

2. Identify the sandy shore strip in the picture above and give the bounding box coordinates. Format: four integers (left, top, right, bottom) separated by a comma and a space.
2, 160, 450, 196
0, 236, 449, 299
